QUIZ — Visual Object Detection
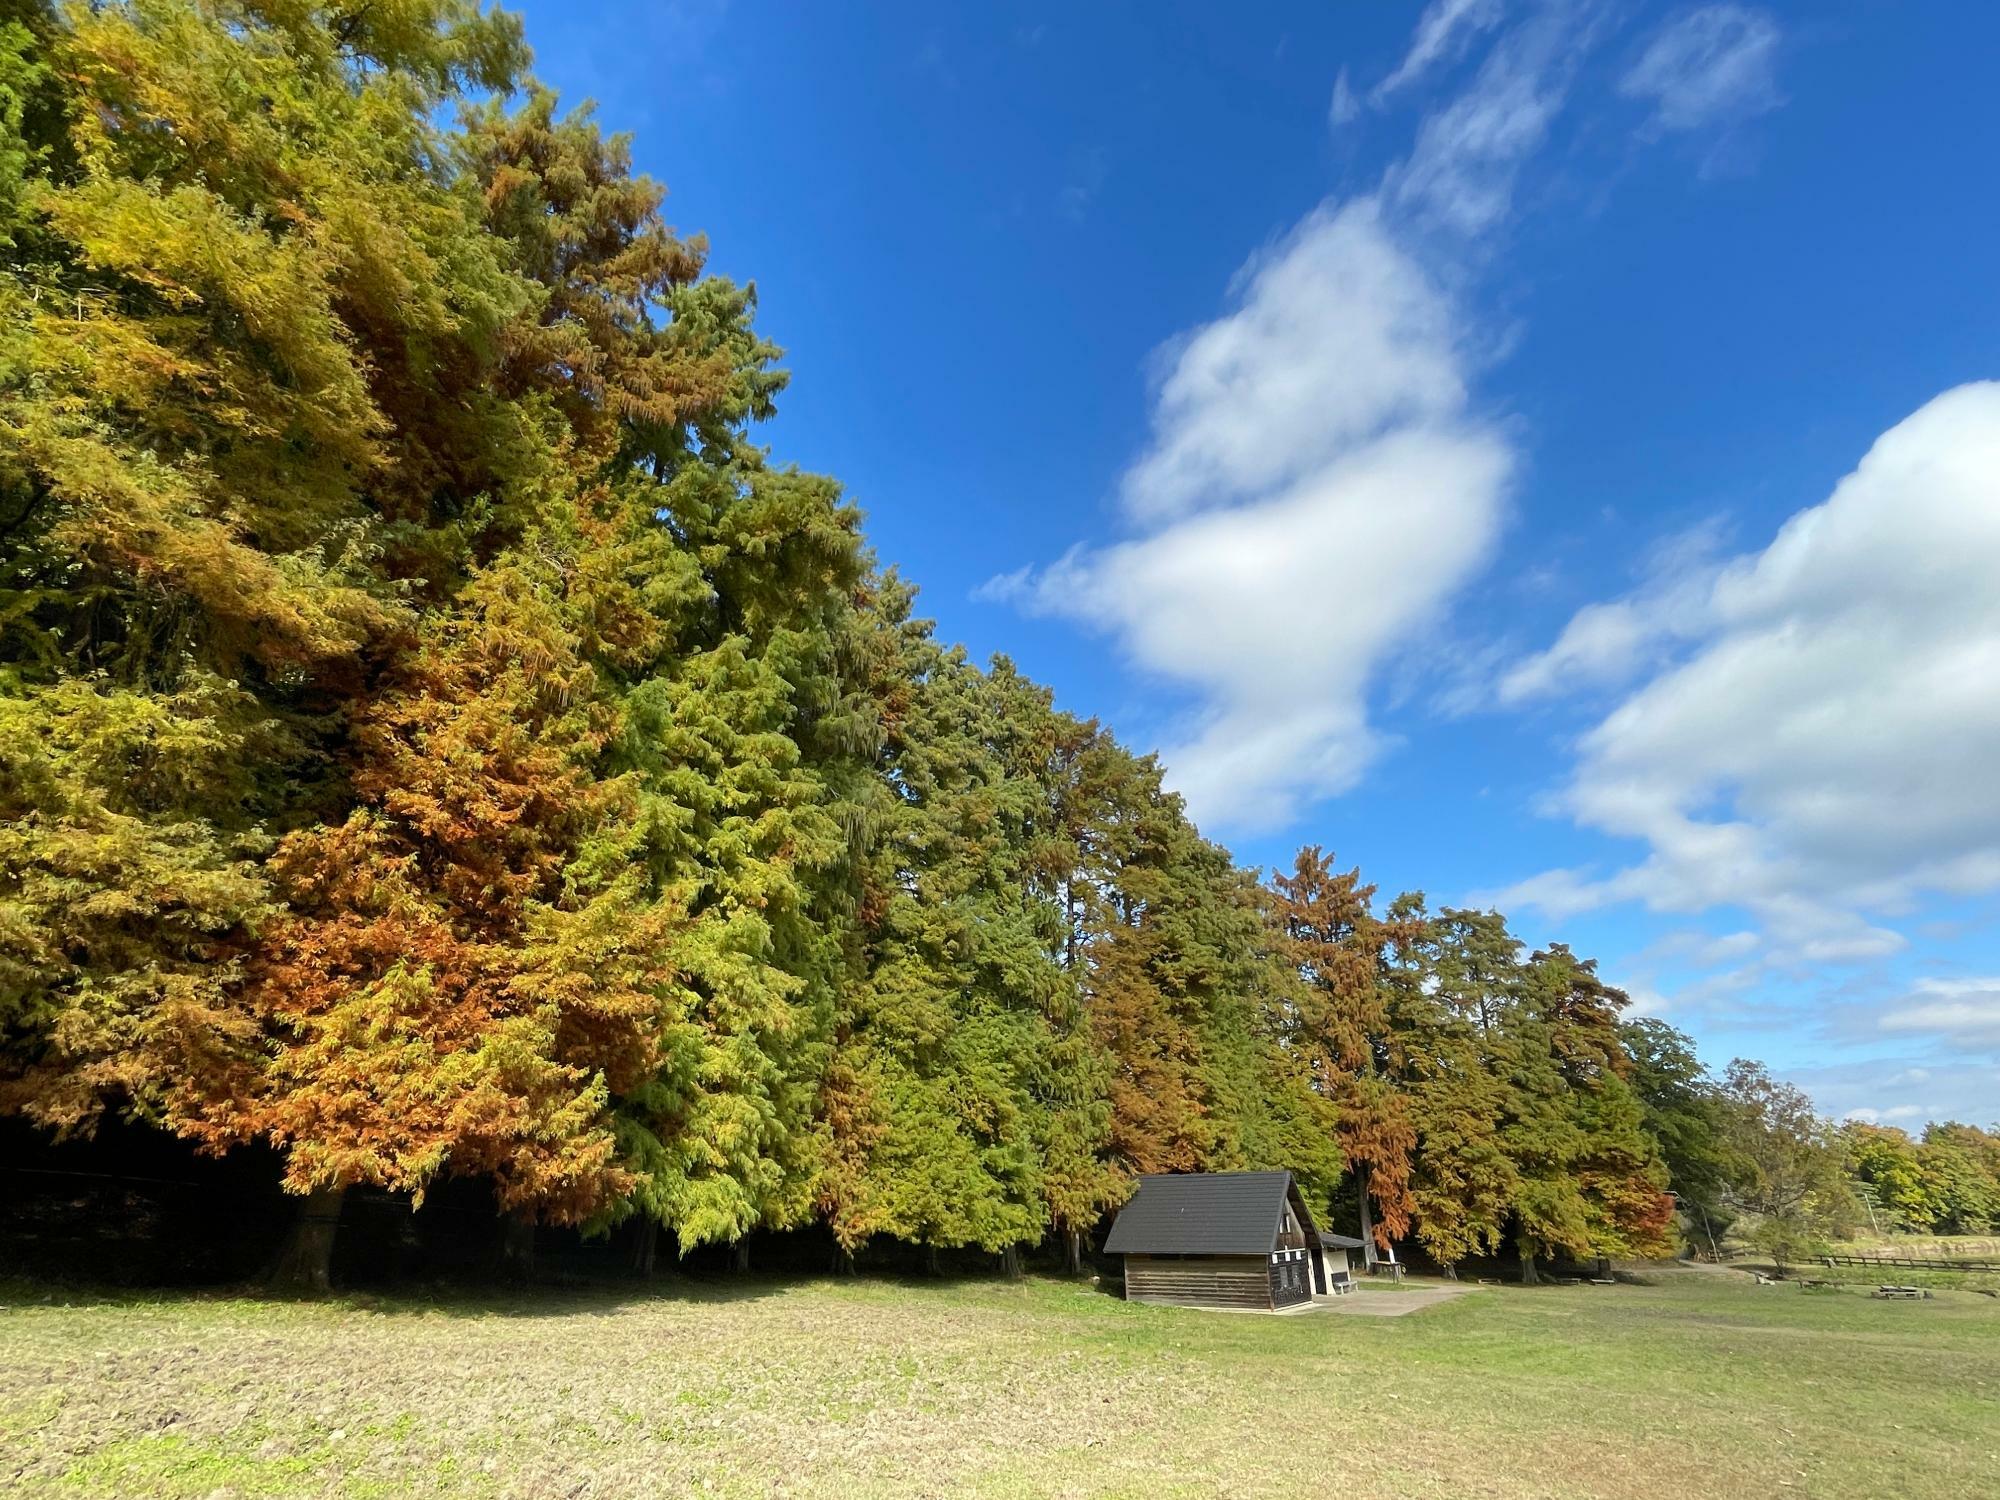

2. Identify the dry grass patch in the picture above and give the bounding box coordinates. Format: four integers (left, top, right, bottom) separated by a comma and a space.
3, 1270, 1995, 1498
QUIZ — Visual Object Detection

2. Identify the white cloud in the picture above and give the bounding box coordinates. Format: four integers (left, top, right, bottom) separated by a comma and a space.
1500, 383, 2000, 966
1620, 5, 1782, 133
1118, 201, 1473, 524
986, 3, 1610, 833
1014, 204, 1511, 829
1790, 1055, 2000, 1130
1880, 978, 2000, 1049
1027, 403, 1509, 828
1498, 521, 1728, 703
1389, 3, 1601, 234
1329, 67, 1360, 128
1373, 0, 1507, 105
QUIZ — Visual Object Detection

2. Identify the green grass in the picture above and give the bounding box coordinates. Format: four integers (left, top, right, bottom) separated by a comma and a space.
3, 1268, 1996, 1498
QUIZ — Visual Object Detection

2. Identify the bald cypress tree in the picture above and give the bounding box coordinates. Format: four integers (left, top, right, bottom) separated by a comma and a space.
1269, 848, 1415, 1261
816, 584, 1062, 1264
1392, 904, 1520, 1277
0, 0, 532, 1152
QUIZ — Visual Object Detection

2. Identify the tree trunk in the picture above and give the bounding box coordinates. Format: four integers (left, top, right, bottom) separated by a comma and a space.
999, 1244, 1023, 1281
1442, 1262, 1458, 1281
1698, 1204, 1722, 1263
832, 1245, 856, 1276
1065, 1227, 1083, 1277
498, 1212, 536, 1280
1519, 1247, 1541, 1286
1357, 1163, 1379, 1271
924, 1244, 941, 1278
731, 1240, 751, 1274
631, 1218, 659, 1277
268, 1184, 345, 1295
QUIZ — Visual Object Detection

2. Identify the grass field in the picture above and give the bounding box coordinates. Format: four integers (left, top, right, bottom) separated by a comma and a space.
4, 1269, 1996, 1499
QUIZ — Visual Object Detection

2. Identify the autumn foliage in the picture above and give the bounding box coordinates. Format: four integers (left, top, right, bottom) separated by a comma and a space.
1, 0, 1739, 1284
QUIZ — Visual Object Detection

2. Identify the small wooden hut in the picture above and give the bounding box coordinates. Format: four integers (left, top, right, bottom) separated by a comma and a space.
1104, 1170, 1328, 1311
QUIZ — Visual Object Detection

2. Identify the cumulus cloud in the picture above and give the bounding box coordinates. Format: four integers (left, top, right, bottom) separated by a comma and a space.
987, 4, 1608, 833
1117, 202, 1474, 524
1498, 383, 2000, 966
1620, 5, 1782, 133
1028, 391, 1510, 827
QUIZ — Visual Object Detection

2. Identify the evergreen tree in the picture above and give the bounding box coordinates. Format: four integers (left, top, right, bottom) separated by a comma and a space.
1622, 1016, 1739, 1257
0, 0, 531, 1146
818, 585, 1062, 1265
1388, 901, 1518, 1276
211, 501, 682, 1287
1269, 847, 1414, 1260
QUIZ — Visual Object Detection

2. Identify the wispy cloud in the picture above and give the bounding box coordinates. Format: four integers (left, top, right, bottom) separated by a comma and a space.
1786, 1055, 2000, 1131
1372, 0, 1508, 105
1329, 67, 1360, 128
1620, 5, 1783, 133
1390, 1, 1611, 234
1058, 146, 1110, 222
1497, 518, 1731, 704
1879, 977, 2000, 1049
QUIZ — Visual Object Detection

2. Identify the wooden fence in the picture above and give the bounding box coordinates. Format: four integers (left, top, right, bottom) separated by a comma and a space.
1821, 1252, 2000, 1272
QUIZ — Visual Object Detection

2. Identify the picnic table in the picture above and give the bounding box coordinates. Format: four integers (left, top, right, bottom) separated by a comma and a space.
1872, 1285, 1933, 1300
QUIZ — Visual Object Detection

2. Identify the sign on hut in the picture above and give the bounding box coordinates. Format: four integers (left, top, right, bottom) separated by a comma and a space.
1104, 1170, 1357, 1311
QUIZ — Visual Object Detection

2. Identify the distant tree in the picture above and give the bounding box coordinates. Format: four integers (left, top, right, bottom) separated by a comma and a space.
1845, 1122, 2000, 1237
1621, 1017, 1740, 1257
1720, 1061, 1858, 1266
1920, 1123, 2000, 1235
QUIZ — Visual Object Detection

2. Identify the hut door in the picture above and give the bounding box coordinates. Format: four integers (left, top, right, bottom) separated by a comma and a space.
1310, 1252, 1326, 1296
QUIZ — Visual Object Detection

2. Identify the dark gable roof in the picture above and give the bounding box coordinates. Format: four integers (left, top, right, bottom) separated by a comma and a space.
1103, 1171, 1309, 1256
1316, 1231, 1365, 1250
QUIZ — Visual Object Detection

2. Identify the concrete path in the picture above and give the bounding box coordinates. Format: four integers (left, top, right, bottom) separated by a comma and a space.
1322, 1285, 1472, 1317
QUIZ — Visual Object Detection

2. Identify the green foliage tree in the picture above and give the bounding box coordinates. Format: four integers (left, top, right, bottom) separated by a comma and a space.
1387, 901, 1518, 1276
1844, 1121, 2000, 1237
1720, 1060, 1858, 1266
0, 0, 1856, 1300
1621, 1017, 1740, 1257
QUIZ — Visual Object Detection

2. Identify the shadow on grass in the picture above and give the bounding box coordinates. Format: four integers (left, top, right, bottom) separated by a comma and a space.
0, 1264, 1116, 1321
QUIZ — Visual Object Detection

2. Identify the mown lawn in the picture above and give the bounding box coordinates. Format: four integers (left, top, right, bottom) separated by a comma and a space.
3, 1268, 1995, 1498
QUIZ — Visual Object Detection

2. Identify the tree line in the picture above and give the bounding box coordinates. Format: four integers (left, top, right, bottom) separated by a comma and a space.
1, 0, 1986, 1290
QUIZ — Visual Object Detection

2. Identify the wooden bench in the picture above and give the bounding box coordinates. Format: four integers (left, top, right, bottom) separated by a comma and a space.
1872, 1285, 1932, 1300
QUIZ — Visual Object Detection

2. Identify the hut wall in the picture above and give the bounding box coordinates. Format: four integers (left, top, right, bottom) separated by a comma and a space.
1318, 1247, 1351, 1294
1122, 1254, 1271, 1309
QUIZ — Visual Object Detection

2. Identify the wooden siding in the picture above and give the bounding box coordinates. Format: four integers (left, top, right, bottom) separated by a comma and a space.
1269, 1252, 1311, 1307
1122, 1254, 1271, 1309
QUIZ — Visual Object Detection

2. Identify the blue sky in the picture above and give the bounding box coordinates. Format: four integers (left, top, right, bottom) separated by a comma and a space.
511, 0, 2000, 1127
